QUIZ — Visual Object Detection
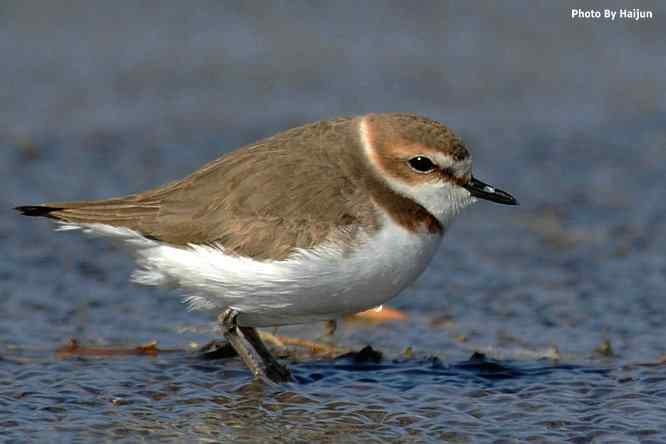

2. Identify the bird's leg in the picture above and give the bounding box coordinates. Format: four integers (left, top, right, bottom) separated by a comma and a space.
218, 308, 292, 383
219, 308, 269, 382
239, 326, 292, 383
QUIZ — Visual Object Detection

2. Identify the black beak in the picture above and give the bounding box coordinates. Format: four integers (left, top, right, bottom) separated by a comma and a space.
463, 176, 518, 205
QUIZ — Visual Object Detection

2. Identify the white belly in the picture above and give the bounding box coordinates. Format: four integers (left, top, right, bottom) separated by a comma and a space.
61, 217, 443, 327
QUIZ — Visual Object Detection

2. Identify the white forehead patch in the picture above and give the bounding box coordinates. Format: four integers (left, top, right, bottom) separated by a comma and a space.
430, 152, 456, 169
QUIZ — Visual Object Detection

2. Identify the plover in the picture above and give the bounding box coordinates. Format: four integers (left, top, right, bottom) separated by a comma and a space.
16, 113, 517, 382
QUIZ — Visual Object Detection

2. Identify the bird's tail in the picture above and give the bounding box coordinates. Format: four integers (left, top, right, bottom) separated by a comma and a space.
15, 198, 159, 227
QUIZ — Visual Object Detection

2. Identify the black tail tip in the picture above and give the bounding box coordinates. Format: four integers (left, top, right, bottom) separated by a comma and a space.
15, 205, 61, 217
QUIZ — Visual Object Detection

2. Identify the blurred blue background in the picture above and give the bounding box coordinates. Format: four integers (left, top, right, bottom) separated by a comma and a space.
1, 2, 665, 442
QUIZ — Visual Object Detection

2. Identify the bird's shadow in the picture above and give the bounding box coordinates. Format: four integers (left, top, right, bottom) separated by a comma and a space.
195, 341, 612, 389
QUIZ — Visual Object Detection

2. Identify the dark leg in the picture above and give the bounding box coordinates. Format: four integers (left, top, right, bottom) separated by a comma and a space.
219, 309, 265, 380
240, 326, 292, 383
218, 308, 292, 383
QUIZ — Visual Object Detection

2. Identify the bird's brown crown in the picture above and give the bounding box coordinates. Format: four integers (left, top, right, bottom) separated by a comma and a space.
365, 113, 469, 161
360, 113, 472, 190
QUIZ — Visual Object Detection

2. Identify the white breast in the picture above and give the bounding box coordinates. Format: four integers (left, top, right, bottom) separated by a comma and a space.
59, 214, 443, 327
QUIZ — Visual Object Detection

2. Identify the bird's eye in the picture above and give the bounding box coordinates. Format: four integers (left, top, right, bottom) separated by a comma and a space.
408, 156, 436, 173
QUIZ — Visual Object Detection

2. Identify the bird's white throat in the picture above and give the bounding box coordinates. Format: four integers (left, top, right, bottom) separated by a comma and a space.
383, 178, 476, 227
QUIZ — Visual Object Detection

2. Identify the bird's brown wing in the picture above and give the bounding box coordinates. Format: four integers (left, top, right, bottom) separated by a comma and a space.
17, 117, 379, 260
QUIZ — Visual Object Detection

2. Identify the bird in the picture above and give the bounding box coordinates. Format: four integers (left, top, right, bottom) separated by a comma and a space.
16, 113, 517, 383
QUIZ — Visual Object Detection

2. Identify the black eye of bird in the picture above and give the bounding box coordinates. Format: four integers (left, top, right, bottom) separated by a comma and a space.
408, 156, 436, 173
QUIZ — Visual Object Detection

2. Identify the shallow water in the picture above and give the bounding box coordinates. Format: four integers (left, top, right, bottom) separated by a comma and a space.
2, 2, 666, 442
3, 349, 666, 442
